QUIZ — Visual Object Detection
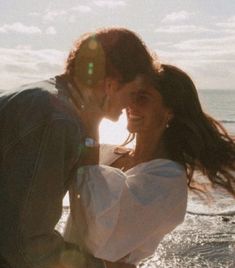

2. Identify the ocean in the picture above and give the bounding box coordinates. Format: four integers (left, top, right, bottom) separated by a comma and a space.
198, 89, 235, 135
58, 89, 235, 268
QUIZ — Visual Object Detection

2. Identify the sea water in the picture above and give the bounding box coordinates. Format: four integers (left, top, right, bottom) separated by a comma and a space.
198, 89, 235, 135
58, 89, 235, 268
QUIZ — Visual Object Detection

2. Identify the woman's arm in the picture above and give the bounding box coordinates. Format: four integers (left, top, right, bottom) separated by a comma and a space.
66, 161, 187, 264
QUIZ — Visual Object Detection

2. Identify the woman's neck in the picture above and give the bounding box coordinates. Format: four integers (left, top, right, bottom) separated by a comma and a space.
132, 132, 168, 164
112, 131, 168, 172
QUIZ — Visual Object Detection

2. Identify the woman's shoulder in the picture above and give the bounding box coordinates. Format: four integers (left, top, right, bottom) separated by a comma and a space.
99, 144, 131, 165
126, 158, 185, 177
99, 144, 117, 165
125, 159, 188, 209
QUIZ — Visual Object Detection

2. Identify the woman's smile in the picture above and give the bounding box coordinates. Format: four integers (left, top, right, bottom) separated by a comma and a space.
128, 114, 143, 122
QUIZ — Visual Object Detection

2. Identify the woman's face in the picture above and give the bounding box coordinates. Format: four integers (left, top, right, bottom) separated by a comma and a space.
126, 85, 173, 135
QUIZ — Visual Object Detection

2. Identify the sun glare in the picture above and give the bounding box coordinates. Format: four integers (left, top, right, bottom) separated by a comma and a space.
99, 112, 129, 145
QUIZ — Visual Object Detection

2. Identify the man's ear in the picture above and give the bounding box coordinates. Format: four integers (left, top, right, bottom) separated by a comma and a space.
166, 110, 174, 122
104, 77, 119, 95
167, 110, 175, 122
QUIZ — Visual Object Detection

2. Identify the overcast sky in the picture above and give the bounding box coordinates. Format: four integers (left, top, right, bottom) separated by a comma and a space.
0, 0, 235, 90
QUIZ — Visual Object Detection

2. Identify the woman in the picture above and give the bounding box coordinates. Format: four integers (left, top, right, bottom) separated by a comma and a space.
64, 64, 235, 268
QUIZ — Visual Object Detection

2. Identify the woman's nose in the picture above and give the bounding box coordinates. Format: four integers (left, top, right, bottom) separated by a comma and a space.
126, 104, 138, 114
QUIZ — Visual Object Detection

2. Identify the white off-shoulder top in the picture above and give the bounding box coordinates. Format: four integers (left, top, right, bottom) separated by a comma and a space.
63, 144, 188, 264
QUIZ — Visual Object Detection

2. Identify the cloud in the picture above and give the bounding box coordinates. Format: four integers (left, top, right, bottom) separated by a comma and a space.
41, 5, 92, 22
155, 25, 212, 34
155, 47, 235, 90
71, 5, 92, 13
0, 22, 41, 34
0, 47, 66, 89
153, 36, 235, 89
210, 16, 235, 34
93, 0, 126, 8
153, 37, 235, 74
0, 22, 57, 36
172, 36, 235, 54
29, 11, 41, 17
43, 10, 67, 22
45, 26, 57, 35
68, 15, 77, 23
162, 11, 192, 23
155, 48, 235, 64
218, 21, 235, 28
216, 15, 235, 30
29, 0, 125, 24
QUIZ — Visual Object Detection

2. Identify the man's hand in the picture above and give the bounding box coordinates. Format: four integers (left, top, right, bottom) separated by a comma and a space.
67, 81, 104, 139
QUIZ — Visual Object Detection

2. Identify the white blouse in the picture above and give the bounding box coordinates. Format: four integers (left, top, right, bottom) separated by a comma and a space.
64, 144, 188, 264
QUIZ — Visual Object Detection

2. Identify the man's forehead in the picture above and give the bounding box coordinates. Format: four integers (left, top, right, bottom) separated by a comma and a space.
134, 75, 146, 85
132, 75, 149, 91
130, 89, 149, 97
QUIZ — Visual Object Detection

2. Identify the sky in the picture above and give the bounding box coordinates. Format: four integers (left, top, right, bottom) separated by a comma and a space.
1, 0, 234, 206
0, 0, 235, 91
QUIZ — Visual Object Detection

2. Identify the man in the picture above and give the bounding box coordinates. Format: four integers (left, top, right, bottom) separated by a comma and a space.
0, 28, 154, 268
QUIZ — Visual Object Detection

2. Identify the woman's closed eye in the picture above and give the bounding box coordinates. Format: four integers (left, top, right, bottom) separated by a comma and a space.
133, 92, 151, 105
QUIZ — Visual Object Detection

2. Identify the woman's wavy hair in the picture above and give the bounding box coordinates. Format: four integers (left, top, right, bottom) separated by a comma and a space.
152, 64, 235, 196
64, 28, 154, 86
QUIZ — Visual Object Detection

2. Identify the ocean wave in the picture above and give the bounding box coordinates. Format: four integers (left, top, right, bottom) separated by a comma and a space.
219, 120, 235, 124
186, 210, 235, 216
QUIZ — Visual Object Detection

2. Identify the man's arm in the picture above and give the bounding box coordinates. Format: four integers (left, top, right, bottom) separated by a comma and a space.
1, 118, 81, 268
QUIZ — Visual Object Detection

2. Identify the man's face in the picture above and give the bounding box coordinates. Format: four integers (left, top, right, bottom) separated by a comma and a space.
104, 75, 145, 121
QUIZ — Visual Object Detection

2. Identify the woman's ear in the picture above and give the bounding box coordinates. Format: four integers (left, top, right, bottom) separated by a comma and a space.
163, 110, 174, 129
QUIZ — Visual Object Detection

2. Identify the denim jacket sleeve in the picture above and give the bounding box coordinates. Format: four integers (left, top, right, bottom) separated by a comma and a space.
0, 87, 84, 268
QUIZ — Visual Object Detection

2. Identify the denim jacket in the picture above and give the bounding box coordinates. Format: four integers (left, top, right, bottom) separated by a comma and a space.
0, 77, 89, 267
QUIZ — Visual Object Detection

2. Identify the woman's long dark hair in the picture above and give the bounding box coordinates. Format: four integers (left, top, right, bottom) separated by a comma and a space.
153, 64, 235, 196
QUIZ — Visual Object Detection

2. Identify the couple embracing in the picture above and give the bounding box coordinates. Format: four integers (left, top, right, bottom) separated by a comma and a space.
0, 28, 234, 268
